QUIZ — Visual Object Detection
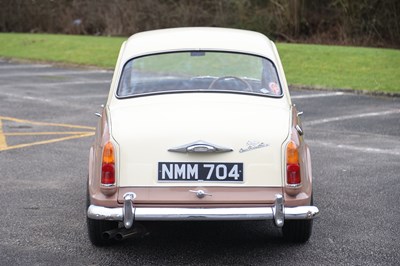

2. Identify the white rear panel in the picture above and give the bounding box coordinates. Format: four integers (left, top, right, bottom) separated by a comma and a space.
110, 93, 290, 187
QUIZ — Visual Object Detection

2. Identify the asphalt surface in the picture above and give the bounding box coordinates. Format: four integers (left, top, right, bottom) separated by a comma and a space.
0, 59, 399, 265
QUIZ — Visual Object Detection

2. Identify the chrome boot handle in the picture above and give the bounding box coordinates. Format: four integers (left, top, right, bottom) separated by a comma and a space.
189, 190, 212, 199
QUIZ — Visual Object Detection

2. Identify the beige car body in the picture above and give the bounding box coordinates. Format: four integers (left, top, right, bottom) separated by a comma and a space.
87, 27, 318, 244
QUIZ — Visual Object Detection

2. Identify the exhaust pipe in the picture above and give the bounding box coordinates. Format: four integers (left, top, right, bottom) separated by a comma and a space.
115, 227, 141, 241
102, 224, 147, 241
102, 228, 120, 240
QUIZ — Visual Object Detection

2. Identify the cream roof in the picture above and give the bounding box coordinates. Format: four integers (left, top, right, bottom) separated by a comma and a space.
120, 27, 277, 63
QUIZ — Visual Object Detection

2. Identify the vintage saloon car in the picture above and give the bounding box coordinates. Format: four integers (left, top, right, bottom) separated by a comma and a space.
87, 27, 319, 245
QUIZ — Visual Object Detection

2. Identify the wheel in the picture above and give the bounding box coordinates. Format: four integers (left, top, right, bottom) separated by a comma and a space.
86, 181, 118, 246
282, 219, 313, 243
208, 76, 252, 92
87, 217, 119, 246
282, 195, 314, 243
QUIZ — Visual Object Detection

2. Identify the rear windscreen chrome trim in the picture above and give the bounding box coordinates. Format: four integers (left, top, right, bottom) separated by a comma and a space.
115, 89, 284, 100
115, 50, 285, 99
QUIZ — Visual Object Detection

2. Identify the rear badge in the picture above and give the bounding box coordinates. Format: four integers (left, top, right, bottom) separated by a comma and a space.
239, 141, 269, 153
168, 140, 233, 154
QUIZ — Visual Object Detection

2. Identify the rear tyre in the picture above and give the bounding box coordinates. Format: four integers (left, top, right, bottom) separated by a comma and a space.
282, 219, 313, 243
86, 183, 118, 246
87, 217, 118, 246
282, 195, 314, 243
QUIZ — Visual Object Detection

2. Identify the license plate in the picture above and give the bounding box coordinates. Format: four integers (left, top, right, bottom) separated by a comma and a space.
158, 162, 243, 182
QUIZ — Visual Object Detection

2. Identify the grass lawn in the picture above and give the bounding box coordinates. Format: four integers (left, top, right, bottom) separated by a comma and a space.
277, 43, 400, 93
0, 33, 399, 93
0, 33, 125, 68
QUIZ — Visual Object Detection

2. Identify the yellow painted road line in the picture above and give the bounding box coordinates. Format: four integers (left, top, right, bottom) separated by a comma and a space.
0, 116, 95, 130
0, 132, 94, 152
4, 131, 94, 136
0, 119, 8, 149
0, 115, 96, 152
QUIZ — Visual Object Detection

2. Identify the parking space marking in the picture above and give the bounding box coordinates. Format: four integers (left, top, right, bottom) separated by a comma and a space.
305, 109, 400, 126
4, 131, 94, 136
1, 92, 52, 103
0, 70, 112, 78
0, 92, 107, 108
0, 132, 94, 152
0, 116, 95, 152
291, 92, 345, 99
0, 119, 7, 149
0, 80, 111, 89
309, 140, 400, 156
0, 116, 94, 130
0, 64, 52, 69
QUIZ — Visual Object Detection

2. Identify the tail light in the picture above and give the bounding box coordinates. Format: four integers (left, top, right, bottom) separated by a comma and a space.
286, 140, 301, 185
101, 141, 115, 186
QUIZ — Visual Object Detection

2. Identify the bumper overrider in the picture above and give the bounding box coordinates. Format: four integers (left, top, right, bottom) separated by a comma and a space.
87, 193, 319, 229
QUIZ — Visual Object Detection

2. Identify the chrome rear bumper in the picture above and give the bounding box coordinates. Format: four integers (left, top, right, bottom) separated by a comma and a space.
87, 194, 319, 229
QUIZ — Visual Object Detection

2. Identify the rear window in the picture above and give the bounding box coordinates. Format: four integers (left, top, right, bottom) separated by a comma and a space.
117, 51, 282, 98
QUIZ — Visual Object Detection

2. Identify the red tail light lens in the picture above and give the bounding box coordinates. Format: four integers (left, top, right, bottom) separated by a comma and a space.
287, 163, 301, 184
101, 141, 115, 185
286, 140, 301, 185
